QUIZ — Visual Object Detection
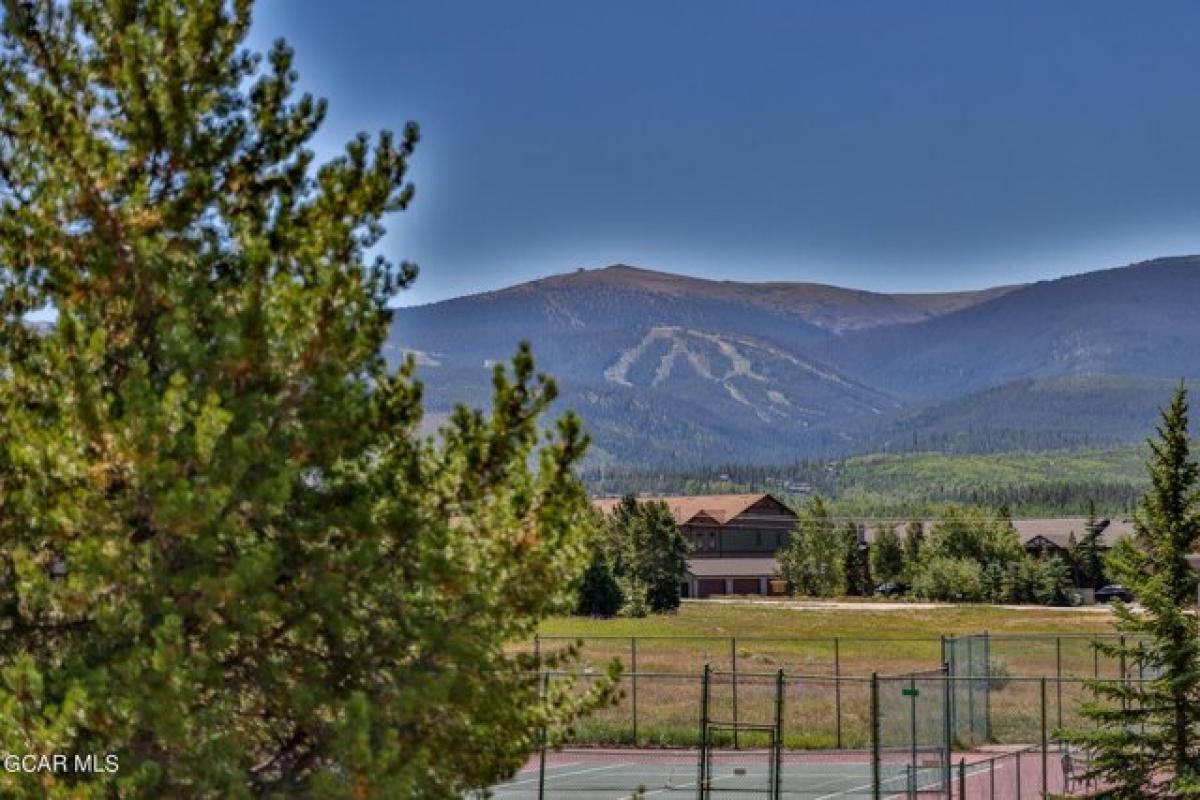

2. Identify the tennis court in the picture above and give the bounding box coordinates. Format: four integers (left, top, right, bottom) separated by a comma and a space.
484, 746, 1069, 799
485, 748, 951, 799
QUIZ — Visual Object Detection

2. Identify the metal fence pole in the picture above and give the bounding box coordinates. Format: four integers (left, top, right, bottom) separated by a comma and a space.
835, 636, 843, 749
966, 636, 976, 739
871, 672, 881, 800
698, 664, 711, 799
958, 759, 966, 800
983, 631, 992, 742
909, 675, 918, 782
774, 668, 785, 800
731, 636, 739, 749
631, 636, 638, 744
1040, 678, 1048, 798
538, 671, 548, 800
1139, 651, 1147, 739
1056, 636, 1063, 730
943, 663, 953, 794
1119, 634, 1128, 711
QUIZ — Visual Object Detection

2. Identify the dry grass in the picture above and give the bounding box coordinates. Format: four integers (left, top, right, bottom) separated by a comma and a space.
533, 600, 1125, 749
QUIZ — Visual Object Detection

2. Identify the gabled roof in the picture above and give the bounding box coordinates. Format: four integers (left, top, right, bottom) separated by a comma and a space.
864, 517, 1133, 550
593, 493, 788, 526
1011, 518, 1129, 550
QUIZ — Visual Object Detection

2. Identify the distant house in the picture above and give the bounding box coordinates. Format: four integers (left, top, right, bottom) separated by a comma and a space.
593, 493, 797, 598
864, 517, 1134, 560
1012, 518, 1132, 559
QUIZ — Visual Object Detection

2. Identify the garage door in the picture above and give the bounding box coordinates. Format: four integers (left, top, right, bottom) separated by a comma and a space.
696, 579, 726, 598
730, 578, 762, 595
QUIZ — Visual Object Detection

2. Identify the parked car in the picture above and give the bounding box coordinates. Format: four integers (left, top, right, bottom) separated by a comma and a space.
1095, 585, 1134, 603
874, 581, 908, 597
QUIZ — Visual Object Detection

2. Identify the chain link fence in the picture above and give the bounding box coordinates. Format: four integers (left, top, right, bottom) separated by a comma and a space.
487, 668, 1132, 797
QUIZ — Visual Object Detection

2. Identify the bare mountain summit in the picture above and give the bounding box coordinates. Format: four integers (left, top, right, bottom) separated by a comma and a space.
388, 258, 1199, 464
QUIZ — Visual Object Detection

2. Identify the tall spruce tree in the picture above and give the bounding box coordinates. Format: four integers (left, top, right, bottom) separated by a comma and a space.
0, 2, 610, 797
640, 500, 690, 612
576, 549, 624, 617
841, 521, 867, 596
869, 522, 905, 585
1075, 499, 1108, 590
1068, 385, 1200, 798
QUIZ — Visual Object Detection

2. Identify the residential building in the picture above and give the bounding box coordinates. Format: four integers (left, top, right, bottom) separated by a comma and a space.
594, 493, 797, 598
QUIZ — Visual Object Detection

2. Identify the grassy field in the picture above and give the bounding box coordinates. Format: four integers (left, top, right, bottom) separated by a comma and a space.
536, 601, 1126, 749
542, 599, 1119, 640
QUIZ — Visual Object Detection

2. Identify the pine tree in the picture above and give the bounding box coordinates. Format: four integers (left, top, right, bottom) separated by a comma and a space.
1075, 499, 1108, 590
1067, 385, 1200, 797
603, 496, 689, 613
841, 521, 867, 596
869, 522, 905, 585
0, 3, 611, 796
576, 549, 624, 617
640, 500, 690, 612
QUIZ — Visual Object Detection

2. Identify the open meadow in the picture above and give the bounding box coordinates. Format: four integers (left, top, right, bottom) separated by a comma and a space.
532, 600, 1126, 749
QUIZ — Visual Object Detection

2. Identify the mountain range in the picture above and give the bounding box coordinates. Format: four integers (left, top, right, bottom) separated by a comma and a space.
386, 256, 1200, 464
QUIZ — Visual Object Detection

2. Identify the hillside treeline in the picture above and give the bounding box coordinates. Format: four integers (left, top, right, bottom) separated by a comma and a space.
582, 451, 1147, 517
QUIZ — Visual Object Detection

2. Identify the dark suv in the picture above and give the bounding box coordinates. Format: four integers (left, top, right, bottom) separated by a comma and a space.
1094, 585, 1134, 603
874, 581, 909, 597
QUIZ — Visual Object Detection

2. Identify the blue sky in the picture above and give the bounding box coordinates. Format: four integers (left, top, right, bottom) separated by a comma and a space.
251, 1, 1200, 305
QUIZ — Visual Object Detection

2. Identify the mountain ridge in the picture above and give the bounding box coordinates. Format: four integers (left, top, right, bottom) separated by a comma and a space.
387, 256, 1200, 464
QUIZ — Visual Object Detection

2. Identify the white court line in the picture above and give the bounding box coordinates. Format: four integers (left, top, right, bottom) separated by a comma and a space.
618, 770, 740, 799
512, 760, 580, 775
490, 762, 635, 792
814, 778, 876, 800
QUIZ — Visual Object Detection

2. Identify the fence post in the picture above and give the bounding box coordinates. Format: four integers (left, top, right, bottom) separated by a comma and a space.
1040, 678, 1048, 798
835, 636, 843, 749
538, 671, 548, 800
1055, 636, 1063, 730
909, 674, 918, 783
943, 661, 953, 794
700, 673, 708, 799
534, 633, 541, 667
1138, 650, 1147, 739
1119, 634, 1128, 711
731, 636, 739, 749
983, 631, 992, 742
966, 636, 976, 741
631, 636, 638, 744
943, 635, 955, 746
774, 668, 785, 800
871, 672, 881, 800
958, 758, 966, 800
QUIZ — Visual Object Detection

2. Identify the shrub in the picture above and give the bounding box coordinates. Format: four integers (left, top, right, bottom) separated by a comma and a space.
911, 556, 984, 601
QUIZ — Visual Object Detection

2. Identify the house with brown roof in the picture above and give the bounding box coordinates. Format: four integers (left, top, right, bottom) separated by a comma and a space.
1013, 518, 1133, 559
863, 517, 1135, 560
594, 493, 797, 598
